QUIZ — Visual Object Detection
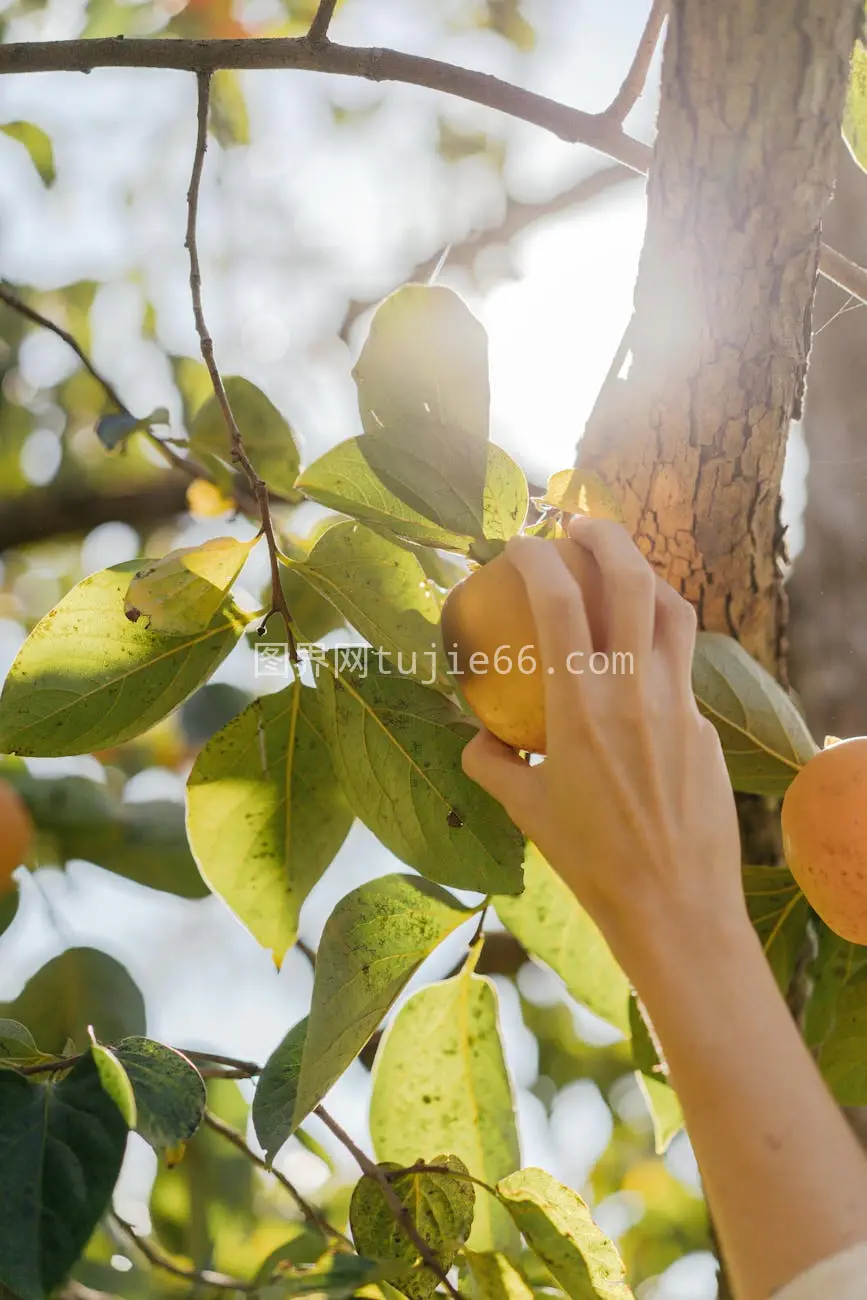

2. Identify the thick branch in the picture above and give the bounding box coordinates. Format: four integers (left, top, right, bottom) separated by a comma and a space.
0, 38, 861, 303
0, 476, 189, 553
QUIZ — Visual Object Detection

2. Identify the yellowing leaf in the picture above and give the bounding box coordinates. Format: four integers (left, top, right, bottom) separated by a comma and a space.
89, 1035, 137, 1128
187, 477, 234, 518
536, 469, 624, 522
1, 121, 55, 185
126, 536, 258, 634
844, 41, 867, 172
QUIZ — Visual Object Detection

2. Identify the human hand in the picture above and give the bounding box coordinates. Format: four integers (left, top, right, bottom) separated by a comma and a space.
462, 516, 745, 983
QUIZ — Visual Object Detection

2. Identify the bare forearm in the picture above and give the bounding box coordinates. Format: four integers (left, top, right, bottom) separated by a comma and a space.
632, 913, 867, 1300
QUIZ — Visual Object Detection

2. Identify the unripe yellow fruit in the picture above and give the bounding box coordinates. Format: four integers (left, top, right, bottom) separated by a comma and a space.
781, 737, 867, 942
441, 538, 606, 754
0, 779, 33, 894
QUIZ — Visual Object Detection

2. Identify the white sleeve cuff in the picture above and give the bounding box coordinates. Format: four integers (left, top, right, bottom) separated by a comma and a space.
773, 1242, 867, 1299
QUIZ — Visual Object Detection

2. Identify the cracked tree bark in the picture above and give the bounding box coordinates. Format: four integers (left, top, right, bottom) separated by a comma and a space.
575, 3, 861, 1295
578, 0, 860, 672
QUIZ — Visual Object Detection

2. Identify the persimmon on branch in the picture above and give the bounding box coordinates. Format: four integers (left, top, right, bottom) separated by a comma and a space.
1, 35, 864, 304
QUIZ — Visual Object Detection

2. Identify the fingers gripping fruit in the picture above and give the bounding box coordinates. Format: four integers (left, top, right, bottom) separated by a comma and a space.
781, 737, 867, 943
440, 538, 607, 753
0, 779, 33, 894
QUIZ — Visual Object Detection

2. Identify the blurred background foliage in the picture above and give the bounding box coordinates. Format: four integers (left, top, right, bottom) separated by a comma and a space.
5, 0, 849, 1296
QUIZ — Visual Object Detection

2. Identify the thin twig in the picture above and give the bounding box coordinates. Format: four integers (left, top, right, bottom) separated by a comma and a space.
0, 281, 211, 481
308, 0, 338, 43
58, 1283, 121, 1300
111, 1213, 255, 1292
14, 1053, 82, 1076
202, 1110, 347, 1245
184, 70, 298, 659
315, 1106, 465, 1300
603, 0, 667, 123
383, 1161, 499, 1198
469, 905, 488, 949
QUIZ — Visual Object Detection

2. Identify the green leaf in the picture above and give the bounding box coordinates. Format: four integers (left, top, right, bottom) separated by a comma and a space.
293, 521, 449, 688
0, 949, 145, 1055
635, 1073, 683, 1156
114, 1037, 206, 1150
89, 1033, 137, 1127
187, 683, 353, 962
296, 437, 527, 552
349, 1156, 474, 1300
496, 1168, 633, 1300
743, 865, 809, 992
844, 40, 867, 172
353, 286, 489, 534
1, 120, 55, 185
260, 1250, 408, 1298
0, 1019, 49, 1067
0, 562, 245, 756
316, 667, 524, 895
464, 1251, 534, 1300
210, 69, 250, 146
692, 633, 819, 795
494, 847, 630, 1035
125, 536, 257, 634
190, 376, 300, 499
802, 924, 867, 1103
253, 1016, 308, 1165
370, 967, 520, 1253
0, 1052, 128, 1300
292, 875, 474, 1130
95, 406, 170, 451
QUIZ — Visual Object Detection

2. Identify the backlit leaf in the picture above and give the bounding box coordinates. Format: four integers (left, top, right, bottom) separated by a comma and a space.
114, 1037, 206, 1150
316, 666, 524, 895
187, 683, 353, 962
0, 562, 246, 756
495, 847, 630, 1035
844, 39, 867, 172
292, 875, 474, 1128
296, 437, 526, 552
294, 521, 448, 687
0, 1019, 40, 1064
260, 1250, 408, 1298
349, 1156, 474, 1300
464, 1251, 534, 1300
692, 633, 819, 795
0, 948, 145, 1056
210, 69, 250, 146
353, 286, 489, 534
126, 536, 257, 634
370, 967, 520, 1252
1, 120, 55, 185
496, 1168, 633, 1299
0, 1053, 128, 1300
536, 469, 624, 523
190, 376, 300, 499
90, 1034, 137, 1127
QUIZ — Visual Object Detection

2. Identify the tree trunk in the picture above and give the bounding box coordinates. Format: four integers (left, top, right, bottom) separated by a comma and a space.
788, 146, 867, 738
578, 0, 860, 671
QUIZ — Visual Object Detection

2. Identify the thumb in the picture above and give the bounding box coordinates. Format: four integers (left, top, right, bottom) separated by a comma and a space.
461, 727, 536, 827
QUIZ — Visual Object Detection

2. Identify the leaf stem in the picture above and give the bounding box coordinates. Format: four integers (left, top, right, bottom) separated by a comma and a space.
315, 1105, 466, 1300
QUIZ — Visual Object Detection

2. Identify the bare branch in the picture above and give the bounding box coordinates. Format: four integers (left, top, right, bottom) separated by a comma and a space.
111, 1213, 255, 1292
603, 0, 667, 124
58, 1283, 121, 1300
0, 38, 859, 305
178, 1048, 261, 1076
0, 475, 190, 553
315, 1106, 465, 1300
184, 70, 298, 657
0, 38, 649, 171
308, 0, 339, 44
340, 163, 637, 338
202, 1109, 348, 1245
